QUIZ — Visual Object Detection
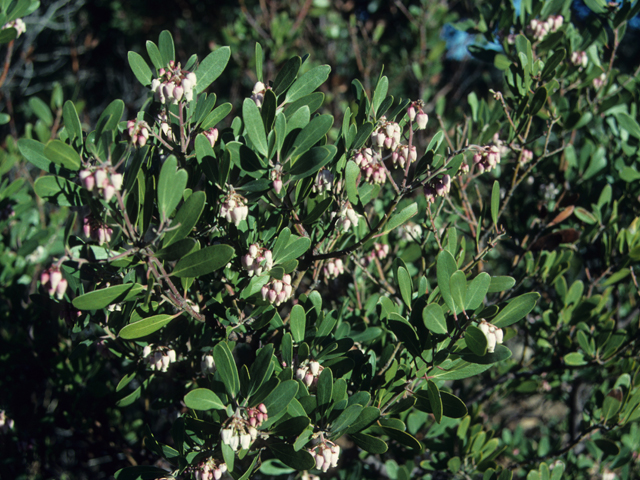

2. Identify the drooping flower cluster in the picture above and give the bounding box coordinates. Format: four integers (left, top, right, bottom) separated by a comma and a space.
2, 18, 26, 37
423, 174, 451, 204
40, 266, 67, 299
150, 60, 197, 104
200, 354, 216, 375
261, 274, 293, 306
295, 360, 324, 389
393, 144, 417, 169
353, 147, 387, 184
407, 102, 429, 130
0, 410, 15, 433
219, 190, 249, 226
192, 458, 228, 480
313, 169, 334, 193
365, 242, 390, 264
126, 120, 149, 147
308, 440, 341, 472
528, 15, 563, 41
79, 167, 123, 202
323, 258, 344, 280
203, 127, 219, 148
142, 345, 176, 372
371, 119, 402, 151
221, 404, 268, 451
472, 145, 501, 173
241, 244, 274, 277
251, 81, 266, 108
335, 202, 360, 233
83, 215, 113, 245
571, 50, 588, 69
157, 111, 175, 142
478, 320, 504, 353
398, 222, 423, 242
593, 73, 606, 89
520, 149, 534, 165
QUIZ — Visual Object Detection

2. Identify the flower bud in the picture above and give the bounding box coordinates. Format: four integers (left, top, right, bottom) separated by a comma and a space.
56, 278, 68, 300
315, 453, 325, 470
309, 361, 320, 376
407, 105, 417, 121
110, 173, 123, 191
240, 433, 252, 450
416, 111, 428, 130
258, 403, 267, 414
103, 184, 116, 202
273, 179, 283, 194
304, 372, 314, 387
172, 85, 184, 103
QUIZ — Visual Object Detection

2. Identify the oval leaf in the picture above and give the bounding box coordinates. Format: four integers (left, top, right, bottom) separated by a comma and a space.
119, 314, 174, 339
184, 388, 226, 411
172, 244, 235, 278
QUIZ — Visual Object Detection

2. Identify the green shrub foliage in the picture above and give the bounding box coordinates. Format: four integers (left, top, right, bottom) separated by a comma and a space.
1, 0, 640, 479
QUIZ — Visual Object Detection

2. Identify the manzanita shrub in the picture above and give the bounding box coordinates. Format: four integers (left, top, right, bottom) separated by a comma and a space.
2, 0, 640, 479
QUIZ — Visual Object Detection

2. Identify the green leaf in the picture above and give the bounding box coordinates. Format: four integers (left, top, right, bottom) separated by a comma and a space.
263, 380, 299, 418
18, 138, 52, 171
34, 175, 82, 207
162, 191, 206, 247
372, 75, 389, 116
530, 86, 547, 115
172, 244, 235, 278
387, 313, 422, 357
285, 65, 331, 104
0, 28, 17, 44
255, 42, 263, 82
288, 114, 333, 162
287, 145, 336, 181
214, 342, 239, 398
290, 305, 306, 343
397, 267, 413, 307
351, 433, 388, 454
450, 270, 467, 313
119, 314, 175, 339
427, 380, 443, 423
465, 325, 488, 356
29, 97, 53, 127
146, 40, 164, 70
345, 160, 360, 205
317, 367, 333, 414
465, 272, 490, 309
96, 99, 124, 134
158, 30, 175, 66
488, 276, 516, 293
154, 238, 196, 261
564, 352, 588, 366
62, 101, 82, 143
491, 180, 500, 226
541, 48, 566, 81
382, 203, 418, 235
115, 466, 172, 480
249, 344, 275, 396
593, 438, 620, 457
273, 236, 310, 264
243, 98, 268, 157
157, 156, 188, 222
414, 390, 467, 418
268, 444, 315, 470
73, 284, 145, 310
423, 304, 447, 334
43, 140, 81, 171
437, 250, 457, 312
381, 427, 422, 450
201, 102, 233, 130
346, 406, 380, 434
429, 358, 492, 380
273, 56, 301, 96
128, 51, 153, 86
492, 292, 540, 328
331, 404, 363, 434
613, 112, 640, 139
461, 344, 512, 364
195, 46, 231, 94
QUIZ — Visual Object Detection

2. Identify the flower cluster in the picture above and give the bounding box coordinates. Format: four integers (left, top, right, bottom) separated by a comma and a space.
353, 147, 387, 184
3, 18, 26, 37
270, 167, 283, 194
520, 149, 534, 165
593, 73, 606, 89
308, 441, 341, 472
203, 127, 219, 148
192, 458, 228, 480
398, 223, 423, 242
571, 50, 588, 69
313, 169, 334, 193
472, 145, 501, 173
251, 81, 266, 108
335, 202, 360, 233
150, 60, 197, 104
423, 174, 451, 204
371, 119, 402, 151
200, 354, 216, 375
365, 242, 390, 264
41, 266, 67, 299
528, 15, 563, 41
261, 274, 293, 306
194, 459, 227, 480
157, 111, 175, 142
219, 191, 249, 226
295, 360, 324, 389
407, 102, 429, 130
241, 244, 274, 277
79, 167, 123, 202
478, 320, 504, 353
393, 144, 417, 169
83, 215, 113, 245
221, 404, 268, 451
126, 120, 149, 147
0, 410, 14, 433
323, 258, 344, 280
143, 346, 176, 372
